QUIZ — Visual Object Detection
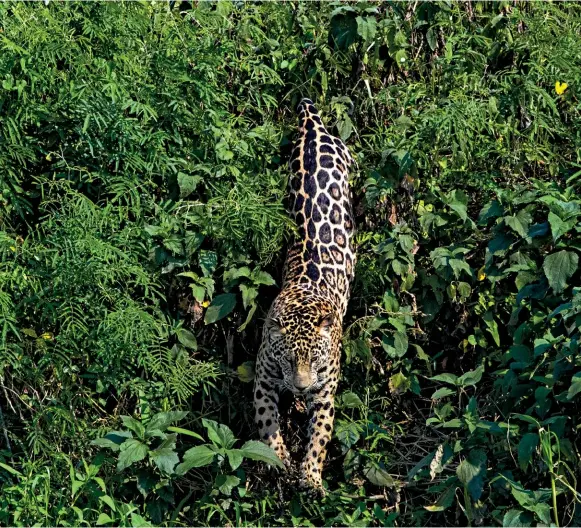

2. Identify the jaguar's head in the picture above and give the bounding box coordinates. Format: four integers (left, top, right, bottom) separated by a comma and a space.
265, 290, 341, 395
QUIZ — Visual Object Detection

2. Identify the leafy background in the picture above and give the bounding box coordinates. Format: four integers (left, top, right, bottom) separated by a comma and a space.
1, 1, 580, 526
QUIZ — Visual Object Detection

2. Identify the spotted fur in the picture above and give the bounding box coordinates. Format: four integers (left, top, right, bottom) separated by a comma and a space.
254, 98, 356, 490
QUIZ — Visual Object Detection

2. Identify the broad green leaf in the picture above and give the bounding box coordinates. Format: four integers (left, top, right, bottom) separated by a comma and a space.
478, 199, 503, 223
91, 435, 128, 452
394, 331, 408, 357
121, 416, 145, 439
457, 281, 471, 299
509, 345, 532, 364
330, 11, 358, 49
517, 433, 538, 471
356, 16, 377, 42
447, 190, 468, 221
528, 222, 549, 239
224, 266, 252, 282
430, 373, 458, 386
548, 211, 575, 241
251, 270, 276, 286
510, 486, 552, 525
341, 391, 363, 407
511, 413, 541, 427
567, 372, 581, 400
215, 474, 240, 496
99, 495, 116, 512
449, 258, 472, 279
184, 232, 204, 256
150, 447, 179, 474
204, 293, 237, 324
483, 311, 500, 346
431, 387, 455, 400
364, 462, 395, 487
177, 172, 200, 198
389, 372, 411, 395
399, 234, 415, 254
337, 115, 354, 142
130, 513, 152, 527
175, 445, 216, 474
503, 509, 531, 527
191, 284, 206, 303
199, 250, 217, 278
136, 472, 156, 495
146, 411, 189, 434
202, 419, 237, 449
456, 449, 487, 500
96, 513, 114, 525
239, 283, 258, 310
227, 449, 244, 471
335, 421, 361, 451
162, 235, 183, 255
543, 250, 578, 293
177, 328, 197, 350
441, 418, 463, 428
117, 439, 149, 471
505, 210, 532, 239
457, 365, 484, 387
239, 441, 284, 468
382, 291, 400, 312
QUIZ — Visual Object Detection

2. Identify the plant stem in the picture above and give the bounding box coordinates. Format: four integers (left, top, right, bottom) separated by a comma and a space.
544, 429, 559, 528
551, 471, 559, 528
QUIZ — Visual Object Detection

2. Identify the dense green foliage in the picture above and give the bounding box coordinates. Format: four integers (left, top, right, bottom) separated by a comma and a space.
1, 1, 580, 525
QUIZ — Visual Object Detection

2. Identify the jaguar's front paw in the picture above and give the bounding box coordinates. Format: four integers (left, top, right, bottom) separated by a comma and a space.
299, 461, 326, 496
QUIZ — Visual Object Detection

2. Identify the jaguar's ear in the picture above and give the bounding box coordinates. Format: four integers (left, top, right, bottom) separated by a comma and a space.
318, 313, 334, 336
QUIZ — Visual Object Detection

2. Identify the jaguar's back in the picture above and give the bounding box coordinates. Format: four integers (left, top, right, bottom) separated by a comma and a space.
284, 98, 356, 315
253, 98, 356, 491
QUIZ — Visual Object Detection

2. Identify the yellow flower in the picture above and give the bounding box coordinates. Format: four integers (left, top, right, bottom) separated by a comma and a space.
202, 300, 210, 308
555, 81, 568, 95
40, 332, 54, 340
477, 266, 486, 281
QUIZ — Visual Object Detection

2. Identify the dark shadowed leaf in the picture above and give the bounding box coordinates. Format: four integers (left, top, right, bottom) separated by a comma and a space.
204, 293, 236, 324
364, 461, 396, 487
456, 449, 487, 500
517, 433, 539, 471
543, 250, 578, 293
503, 509, 532, 527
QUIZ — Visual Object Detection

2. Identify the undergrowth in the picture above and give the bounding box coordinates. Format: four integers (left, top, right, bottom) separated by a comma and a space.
0, 1, 580, 526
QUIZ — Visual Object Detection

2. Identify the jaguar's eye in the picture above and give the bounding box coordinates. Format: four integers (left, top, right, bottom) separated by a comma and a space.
318, 313, 334, 336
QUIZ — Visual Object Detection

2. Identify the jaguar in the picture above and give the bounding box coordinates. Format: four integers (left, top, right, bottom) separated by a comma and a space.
253, 98, 356, 490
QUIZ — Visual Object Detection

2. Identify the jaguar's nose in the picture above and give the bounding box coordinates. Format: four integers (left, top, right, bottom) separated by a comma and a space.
293, 371, 313, 391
